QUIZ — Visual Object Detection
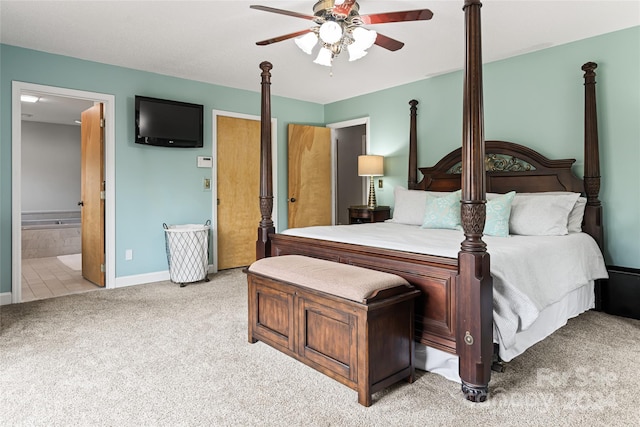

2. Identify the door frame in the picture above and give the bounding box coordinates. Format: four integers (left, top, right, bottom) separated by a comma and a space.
11, 82, 116, 303
211, 110, 278, 273
326, 117, 371, 218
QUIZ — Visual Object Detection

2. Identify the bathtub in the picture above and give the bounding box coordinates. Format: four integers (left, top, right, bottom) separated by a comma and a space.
21, 211, 81, 259
21, 211, 81, 230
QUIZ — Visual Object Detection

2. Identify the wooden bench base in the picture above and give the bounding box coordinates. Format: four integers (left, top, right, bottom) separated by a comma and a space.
246, 257, 420, 407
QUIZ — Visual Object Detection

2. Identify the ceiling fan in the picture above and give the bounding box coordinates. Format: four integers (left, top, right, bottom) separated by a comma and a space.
250, 0, 433, 67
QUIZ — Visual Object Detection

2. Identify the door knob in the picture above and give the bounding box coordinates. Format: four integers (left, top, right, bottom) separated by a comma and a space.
77, 201, 84, 206
289, 197, 296, 203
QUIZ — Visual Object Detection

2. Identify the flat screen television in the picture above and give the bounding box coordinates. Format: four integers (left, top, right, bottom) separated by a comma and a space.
135, 95, 204, 148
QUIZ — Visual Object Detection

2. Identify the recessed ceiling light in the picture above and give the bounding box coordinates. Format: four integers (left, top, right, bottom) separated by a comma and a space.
21, 94, 40, 103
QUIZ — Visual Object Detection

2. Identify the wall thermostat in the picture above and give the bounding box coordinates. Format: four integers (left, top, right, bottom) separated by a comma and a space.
197, 156, 213, 168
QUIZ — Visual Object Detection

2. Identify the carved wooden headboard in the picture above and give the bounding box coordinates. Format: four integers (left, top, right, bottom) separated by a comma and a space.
415, 140, 584, 194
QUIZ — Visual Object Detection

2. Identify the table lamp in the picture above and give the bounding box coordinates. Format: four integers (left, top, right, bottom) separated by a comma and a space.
358, 155, 384, 209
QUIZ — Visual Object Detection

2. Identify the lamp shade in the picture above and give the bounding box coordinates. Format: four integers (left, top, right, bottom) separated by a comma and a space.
314, 47, 333, 66
352, 27, 377, 50
295, 32, 318, 55
358, 155, 384, 176
347, 44, 367, 61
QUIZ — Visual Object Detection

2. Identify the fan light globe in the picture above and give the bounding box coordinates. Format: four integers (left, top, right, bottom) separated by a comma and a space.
314, 47, 333, 66
319, 21, 343, 44
348, 45, 368, 61
295, 32, 318, 55
352, 27, 377, 50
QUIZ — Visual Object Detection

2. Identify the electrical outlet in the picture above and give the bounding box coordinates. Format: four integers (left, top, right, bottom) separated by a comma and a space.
125, 249, 133, 261
203, 177, 211, 191
378, 179, 383, 189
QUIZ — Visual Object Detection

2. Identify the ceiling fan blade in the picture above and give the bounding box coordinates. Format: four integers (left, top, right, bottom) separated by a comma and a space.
256, 29, 312, 46
359, 9, 433, 25
374, 33, 405, 52
250, 5, 314, 21
332, 0, 357, 17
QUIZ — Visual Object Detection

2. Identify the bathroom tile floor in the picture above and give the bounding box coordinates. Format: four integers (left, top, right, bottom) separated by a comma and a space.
21, 256, 101, 302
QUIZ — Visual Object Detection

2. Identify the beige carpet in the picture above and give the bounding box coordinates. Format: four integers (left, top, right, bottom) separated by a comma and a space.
56, 253, 81, 271
1, 268, 638, 426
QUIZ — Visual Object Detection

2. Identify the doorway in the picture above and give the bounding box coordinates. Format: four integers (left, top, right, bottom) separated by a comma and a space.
327, 118, 370, 225
11, 82, 116, 303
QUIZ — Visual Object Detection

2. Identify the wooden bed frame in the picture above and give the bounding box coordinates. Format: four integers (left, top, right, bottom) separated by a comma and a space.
254, 0, 603, 402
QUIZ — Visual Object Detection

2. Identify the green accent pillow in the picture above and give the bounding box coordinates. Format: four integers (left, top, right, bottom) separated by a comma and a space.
420, 190, 462, 230
484, 191, 515, 237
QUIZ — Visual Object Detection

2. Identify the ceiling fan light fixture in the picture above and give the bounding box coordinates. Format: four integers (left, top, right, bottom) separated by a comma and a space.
314, 47, 333, 67
294, 32, 318, 55
318, 21, 343, 44
252, 2, 433, 70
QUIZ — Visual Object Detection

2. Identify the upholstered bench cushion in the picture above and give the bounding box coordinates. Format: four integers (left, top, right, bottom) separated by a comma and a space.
248, 255, 410, 303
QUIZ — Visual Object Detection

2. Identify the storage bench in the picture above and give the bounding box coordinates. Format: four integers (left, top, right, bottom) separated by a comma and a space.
246, 255, 420, 406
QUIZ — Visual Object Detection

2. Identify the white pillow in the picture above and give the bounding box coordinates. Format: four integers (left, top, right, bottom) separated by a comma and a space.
568, 197, 587, 233
390, 187, 427, 225
390, 187, 450, 226
509, 193, 580, 236
490, 191, 585, 233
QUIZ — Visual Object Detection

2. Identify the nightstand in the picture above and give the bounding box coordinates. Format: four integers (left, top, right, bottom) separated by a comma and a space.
348, 205, 391, 224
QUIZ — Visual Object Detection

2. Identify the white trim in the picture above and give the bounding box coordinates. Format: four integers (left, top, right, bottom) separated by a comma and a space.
114, 264, 217, 289
114, 271, 170, 288
11, 82, 116, 303
326, 117, 371, 213
0, 293, 12, 306
211, 110, 278, 272
326, 117, 371, 132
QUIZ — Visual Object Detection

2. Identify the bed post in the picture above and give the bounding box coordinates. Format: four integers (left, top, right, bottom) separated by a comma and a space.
256, 61, 275, 260
408, 100, 419, 189
582, 62, 603, 251
457, 0, 493, 402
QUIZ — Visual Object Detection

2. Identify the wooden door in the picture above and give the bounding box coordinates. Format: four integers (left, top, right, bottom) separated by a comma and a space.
288, 124, 332, 228
80, 103, 105, 286
217, 116, 261, 269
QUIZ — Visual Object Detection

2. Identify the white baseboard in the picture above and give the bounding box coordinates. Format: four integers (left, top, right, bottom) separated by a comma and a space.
0, 292, 12, 306
113, 265, 217, 289
1, 265, 218, 304
114, 270, 170, 288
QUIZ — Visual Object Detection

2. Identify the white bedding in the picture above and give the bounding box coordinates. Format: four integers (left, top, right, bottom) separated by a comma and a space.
417, 282, 595, 382
281, 222, 608, 353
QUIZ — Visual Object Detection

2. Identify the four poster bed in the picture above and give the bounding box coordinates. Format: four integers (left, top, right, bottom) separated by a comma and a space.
254, 0, 606, 402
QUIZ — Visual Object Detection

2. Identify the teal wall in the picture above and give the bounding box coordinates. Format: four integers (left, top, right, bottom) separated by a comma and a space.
0, 45, 323, 292
325, 26, 640, 269
2, 26, 638, 296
